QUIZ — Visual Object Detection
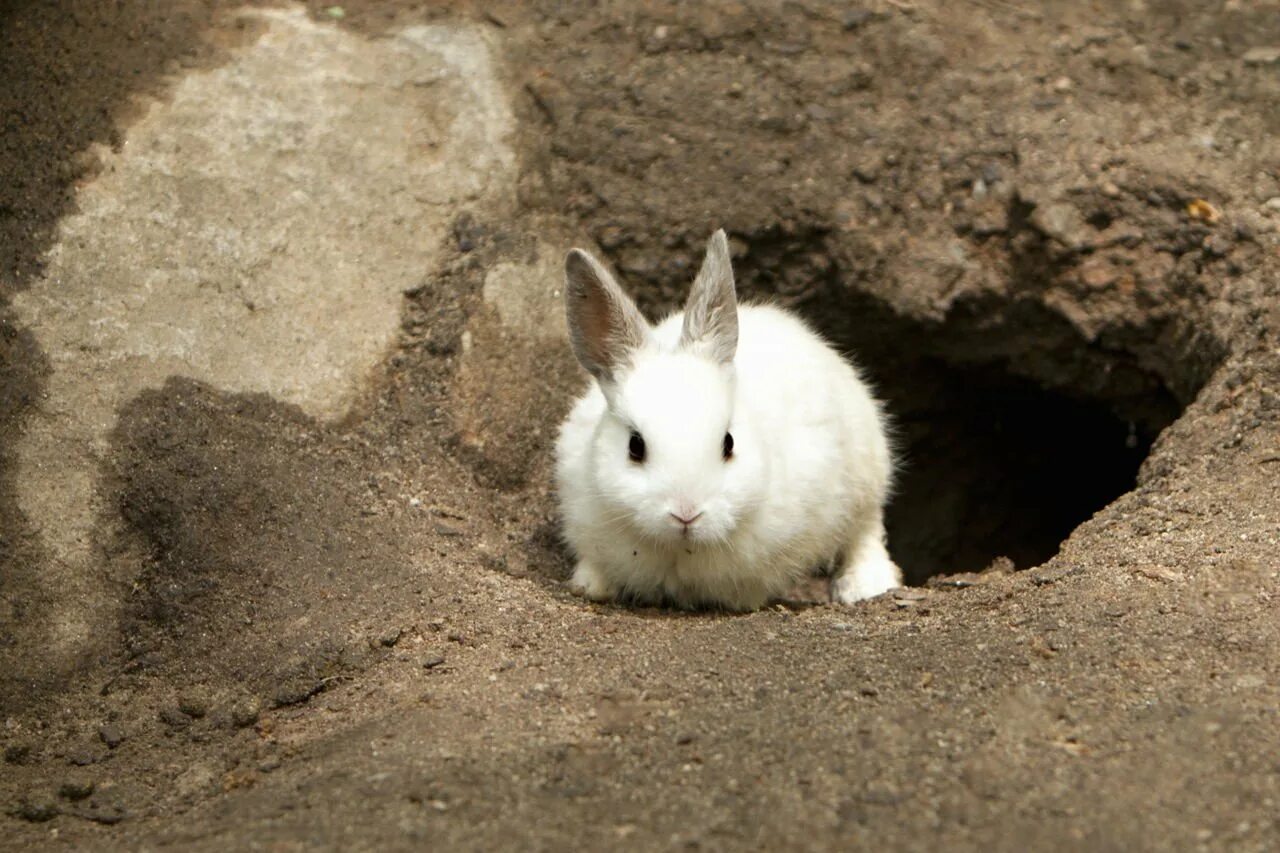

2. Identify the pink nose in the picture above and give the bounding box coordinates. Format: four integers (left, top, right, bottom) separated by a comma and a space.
669, 510, 703, 527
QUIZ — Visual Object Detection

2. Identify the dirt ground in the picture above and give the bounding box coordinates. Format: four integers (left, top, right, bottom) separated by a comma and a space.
2, 1, 1279, 850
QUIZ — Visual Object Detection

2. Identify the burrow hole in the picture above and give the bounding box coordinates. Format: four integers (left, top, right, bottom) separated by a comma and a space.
809, 295, 1188, 586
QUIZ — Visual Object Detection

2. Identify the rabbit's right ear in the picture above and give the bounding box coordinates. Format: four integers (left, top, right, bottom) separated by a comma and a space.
564, 248, 649, 382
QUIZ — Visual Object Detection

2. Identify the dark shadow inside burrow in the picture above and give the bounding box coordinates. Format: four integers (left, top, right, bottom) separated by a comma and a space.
872, 356, 1162, 585
800, 293, 1183, 586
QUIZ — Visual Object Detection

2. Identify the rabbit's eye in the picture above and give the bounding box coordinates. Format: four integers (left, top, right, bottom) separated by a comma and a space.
723, 431, 734, 460
628, 431, 646, 463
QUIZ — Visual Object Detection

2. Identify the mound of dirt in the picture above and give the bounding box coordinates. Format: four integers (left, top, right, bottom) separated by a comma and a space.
2, 1, 1279, 850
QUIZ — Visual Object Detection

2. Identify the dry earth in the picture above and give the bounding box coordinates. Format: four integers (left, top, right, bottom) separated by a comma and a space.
1, 1, 1279, 850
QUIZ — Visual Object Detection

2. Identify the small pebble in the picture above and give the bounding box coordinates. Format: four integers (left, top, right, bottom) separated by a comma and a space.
59, 779, 95, 801
1242, 46, 1280, 66
230, 697, 262, 729
98, 724, 125, 750
852, 160, 880, 184
422, 653, 447, 670
178, 694, 209, 719
66, 747, 99, 767
841, 8, 873, 29
1202, 234, 1232, 257
159, 706, 190, 730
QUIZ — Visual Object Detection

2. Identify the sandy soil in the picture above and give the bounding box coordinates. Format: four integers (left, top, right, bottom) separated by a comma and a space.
2, 1, 1279, 850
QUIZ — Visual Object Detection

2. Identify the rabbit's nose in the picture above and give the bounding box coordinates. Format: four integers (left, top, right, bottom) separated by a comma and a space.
669, 510, 703, 527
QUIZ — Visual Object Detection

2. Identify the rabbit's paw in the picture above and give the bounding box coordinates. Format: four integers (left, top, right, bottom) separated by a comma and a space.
567, 560, 614, 602
831, 551, 901, 605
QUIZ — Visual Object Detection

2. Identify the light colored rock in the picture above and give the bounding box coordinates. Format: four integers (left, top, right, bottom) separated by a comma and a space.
482, 254, 568, 342
1242, 46, 1280, 67
10, 7, 515, 658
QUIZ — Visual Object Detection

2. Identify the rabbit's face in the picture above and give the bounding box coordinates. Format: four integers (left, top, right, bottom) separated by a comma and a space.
594, 351, 764, 547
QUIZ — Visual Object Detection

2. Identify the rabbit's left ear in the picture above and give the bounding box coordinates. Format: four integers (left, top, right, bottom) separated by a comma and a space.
680, 229, 738, 365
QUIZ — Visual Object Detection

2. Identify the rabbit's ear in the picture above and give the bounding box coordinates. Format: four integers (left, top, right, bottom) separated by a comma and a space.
564, 248, 649, 382
680, 229, 738, 364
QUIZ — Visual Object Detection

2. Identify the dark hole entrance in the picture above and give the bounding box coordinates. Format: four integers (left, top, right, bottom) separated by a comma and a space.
876, 357, 1162, 585
789, 290, 1183, 587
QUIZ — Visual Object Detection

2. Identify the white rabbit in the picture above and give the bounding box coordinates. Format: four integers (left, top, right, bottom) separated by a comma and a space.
555, 229, 901, 611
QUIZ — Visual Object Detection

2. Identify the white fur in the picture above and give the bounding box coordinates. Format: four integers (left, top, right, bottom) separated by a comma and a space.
555, 232, 900, 611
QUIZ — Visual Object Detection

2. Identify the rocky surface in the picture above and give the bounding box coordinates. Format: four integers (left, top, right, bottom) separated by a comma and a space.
1, 1, 1278, 850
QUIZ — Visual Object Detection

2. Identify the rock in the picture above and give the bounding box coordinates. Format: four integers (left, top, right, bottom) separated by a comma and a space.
378, 627, 404, 648
59, 779, 95, 801
1202, 234, 1232, 257
1030, 202, 1090, 250
66, 747, 100, 767
159, 706, 191, 730
231, 696, 261, 727
422, 652, 447, 670
78, 794, 128, 825
12, 792, 60, 822
8, 8, 520, 688
178, 692, 210, 719
3, 742, 33, 765
98, 724, 125, 749
1028, 564, 1083, 586
1242, 47, 1280, 67
841, 9, 874, 30
852, 158, 880, 184
1134, 565, 1182, 582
